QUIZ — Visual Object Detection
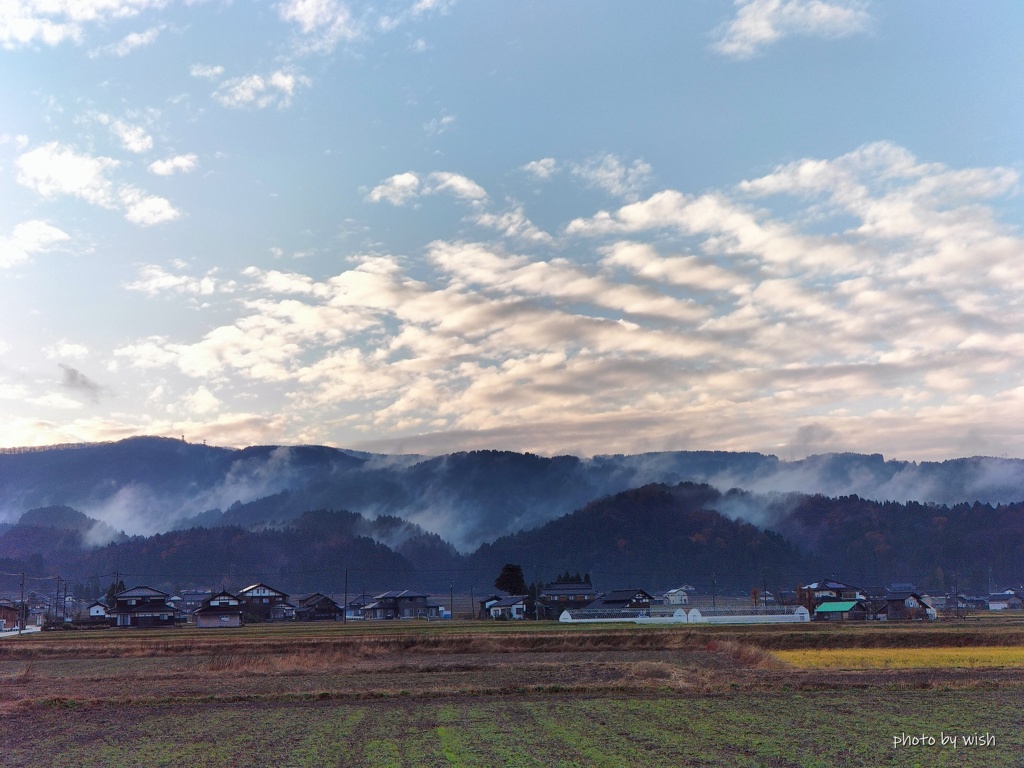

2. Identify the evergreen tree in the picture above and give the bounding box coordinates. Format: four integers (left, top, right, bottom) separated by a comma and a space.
104, 579, 125, 606
494, 563, 527, 595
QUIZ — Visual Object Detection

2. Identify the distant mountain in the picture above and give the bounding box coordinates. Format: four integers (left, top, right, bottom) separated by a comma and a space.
467, 483, 812, 595
1, 437, 1023, 555
20, 505, 99, 531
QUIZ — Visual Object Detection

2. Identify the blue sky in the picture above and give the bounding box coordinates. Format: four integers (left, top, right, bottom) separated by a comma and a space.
2, 0, 1023, 460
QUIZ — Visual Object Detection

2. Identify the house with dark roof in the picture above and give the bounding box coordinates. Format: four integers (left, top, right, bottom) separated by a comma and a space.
345, 594, 374, 621
84, 600, 109, 625
537, 582, 599, 619
295, 593, 344, 621
802, 579, 864, 601
177, 589, 213, 615
589, 589, 651, 614
270, 601, 297, 622
363, 590, 443, 620
0, 599, 20, 630
478, 594, 502, 619
110, 586, 176, 628
193, 591, 244, 628
487, 595, 529, 620
987, 591, 1024, 610
237, 583, 289, 621
874, 591, 934, 621
587, 589, 655, 613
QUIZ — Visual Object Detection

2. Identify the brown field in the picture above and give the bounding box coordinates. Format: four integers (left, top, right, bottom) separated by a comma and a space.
2, 617, 1024, 766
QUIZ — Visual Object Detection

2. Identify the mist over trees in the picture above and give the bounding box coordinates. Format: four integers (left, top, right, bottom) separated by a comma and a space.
4, 437, 1024, 553
3, 481, 1023, 600
2, 439, 1024, 600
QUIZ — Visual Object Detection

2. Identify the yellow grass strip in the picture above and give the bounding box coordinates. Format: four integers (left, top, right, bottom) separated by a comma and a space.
775, 645, 1024, 669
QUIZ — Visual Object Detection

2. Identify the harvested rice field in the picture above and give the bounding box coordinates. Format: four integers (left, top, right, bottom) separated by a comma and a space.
2, 619, 1023, 766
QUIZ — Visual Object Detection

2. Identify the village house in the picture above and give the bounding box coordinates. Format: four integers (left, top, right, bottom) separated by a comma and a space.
193, 591, 244, 628
586, 589, 655, 614
802, 578, 865, 603
478, 594, 502, 619
363, 590, 443, 620
663, 585, 694, 606
987, 591, 1024, 610
537, 582, 600, 619
84, 600, 109, 625
874, 591, 934, 621
813, 599, 869, 621
109, 586, 176, 628
0, 598, 20, 630
237, 583, 289, 621
345, 594, 374, 621
177, 589, 213, 615
295, 593, 344, 621
487, 595, 529, 620
270, 601, 297, 622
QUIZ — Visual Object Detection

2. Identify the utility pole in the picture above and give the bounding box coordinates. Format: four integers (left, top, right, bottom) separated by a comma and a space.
19, 572, 25, 635
711, 573, 717, 610
534, 566, 541, 621
449, 579, 454, 620
953, 573, 960, 620
343, 569, 348, 624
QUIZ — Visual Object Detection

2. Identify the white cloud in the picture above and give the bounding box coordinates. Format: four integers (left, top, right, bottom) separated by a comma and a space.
0, 220, 70, 268
473, 205, 552, 244
366, 172, 421, 205
0, 0, 167, 50
377, 0, 456, 33
16, 141, 119, 207
571, 154, 652, 201
712, 0, 872, 59
0, 382, 29, 399
99, 144, 1024, 459
190, 63, 225, 80
182, 385, 221, 415
424, 172, 487, 203
27, 392, 85, 410
601, 241, 747, 292
278, 0, 362, 53
124, 264, 233, 295
212, 70, 312, 109
45, 340, 90, 360
366, 170, 487, 206
120, 186, 180, 225
410, 0, 456, 14
98, 115, 154, 153
522, 158, 557, 180
15, 140, 177, 225
149, 153, 199, 175
90, 25, 162, 57
424, 114, 456, 135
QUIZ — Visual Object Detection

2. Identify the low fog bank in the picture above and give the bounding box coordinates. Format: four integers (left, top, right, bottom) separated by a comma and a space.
1, 438, 1023, 553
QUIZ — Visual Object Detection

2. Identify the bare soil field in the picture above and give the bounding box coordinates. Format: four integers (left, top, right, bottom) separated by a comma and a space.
2, 619, 1023, 766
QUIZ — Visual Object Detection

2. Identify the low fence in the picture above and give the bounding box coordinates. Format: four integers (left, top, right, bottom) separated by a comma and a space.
559, 606, 810, 625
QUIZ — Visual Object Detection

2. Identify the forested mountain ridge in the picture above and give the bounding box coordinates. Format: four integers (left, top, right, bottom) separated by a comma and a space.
2, 436, 1023, 553
3, 481, 1022, 599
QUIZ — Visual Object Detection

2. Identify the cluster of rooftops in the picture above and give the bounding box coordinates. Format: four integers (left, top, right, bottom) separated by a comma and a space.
83, 583, 449, 628
5, 575, 1021, 631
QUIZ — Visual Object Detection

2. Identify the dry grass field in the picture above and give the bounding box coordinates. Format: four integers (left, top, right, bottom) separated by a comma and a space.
776, 645, 1024, 669
2, 618, 1024, 766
